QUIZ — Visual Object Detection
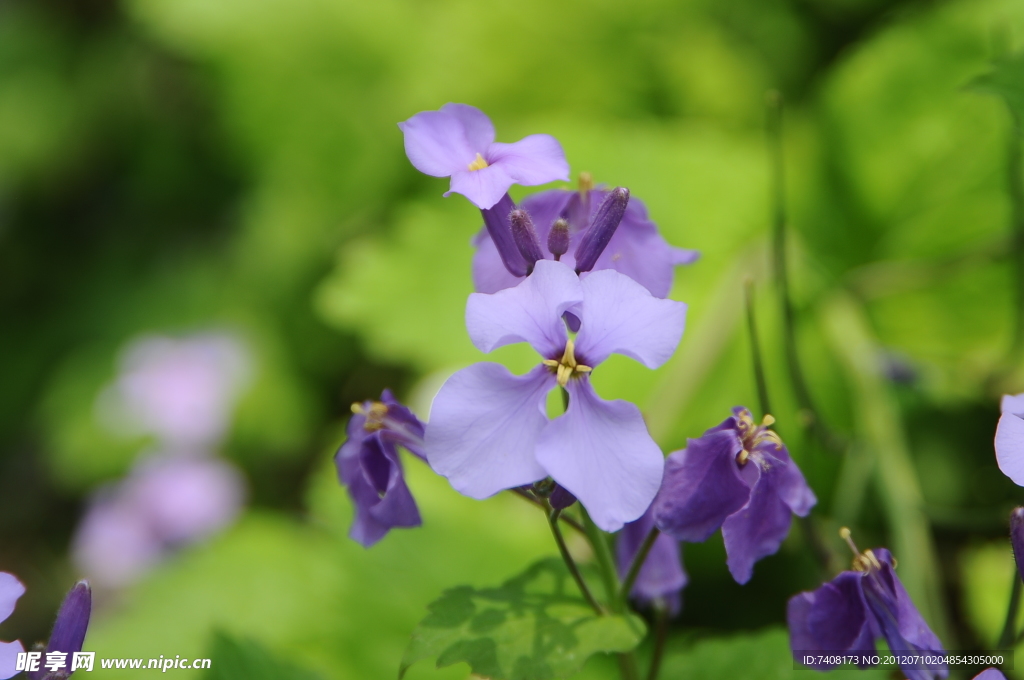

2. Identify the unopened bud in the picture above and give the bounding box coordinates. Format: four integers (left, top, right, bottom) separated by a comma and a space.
549, 484, 577, 510
548, 219, 570, 260
574, 187, 629, 273
481, 193, 528, 277
1011, 507, 1024, 583
510, 209, 544, 273
47, 580, 92, 656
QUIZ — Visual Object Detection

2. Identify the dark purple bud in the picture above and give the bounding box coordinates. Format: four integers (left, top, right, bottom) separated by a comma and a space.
549, 484, 577, 510
574, 187, 629, 273
480, 193, 528, 277
510, 210, 544, 273
1011, 507, 1024, 583
547, 218, 570, 260
47, 581, 91, 656
562, 311, 581, 333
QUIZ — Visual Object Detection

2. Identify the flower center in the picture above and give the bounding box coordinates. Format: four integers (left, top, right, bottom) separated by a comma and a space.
467, 153, 489, 171
352, 401, 389, 431
541, 338, 593, 387
735, 411, 782, 466
840, 527, 889, 573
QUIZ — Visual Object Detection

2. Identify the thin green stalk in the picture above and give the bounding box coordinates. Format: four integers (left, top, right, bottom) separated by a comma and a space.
743, 277, 772, 418
548, 508, 603, 615
617, 653, 641, 680
999, 569, 1022, 649
510, 487, 587, 536
766, 91, 838, 452
581, 506, 620, 607
646, 605, 669, 680
620, 527, 660, 607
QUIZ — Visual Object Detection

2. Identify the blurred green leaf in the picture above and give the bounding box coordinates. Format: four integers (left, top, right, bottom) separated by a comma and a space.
205, 631, 321, 680
972, 51, 1024, 126
400, 558, 645, 680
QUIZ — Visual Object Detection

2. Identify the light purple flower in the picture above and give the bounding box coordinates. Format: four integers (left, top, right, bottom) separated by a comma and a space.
788, 543, 947, 680
399, 104, 570, 210
616, 507, 687, 615
27, 581, 92, 680
472, 188, 699, 298
335, 390, 425, 547
651, 408, 816, 583
0, 572, 25, 680
973, 670, 1006, 680
425, 260, 687, 532
96, 333, 251, 447
995, 393, 1024, 485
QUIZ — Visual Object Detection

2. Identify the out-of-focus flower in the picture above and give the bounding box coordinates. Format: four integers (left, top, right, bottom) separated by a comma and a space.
972, 669, 1006, 680
995, 393, 1024, 485
788, 531, 947, 680
0, 572, 25, 680
95, 333, 251, 448
425, 260, 686, 532
72, 455, 245, 588
399, 104, 569, 210
335, 390, 425, 547
652, 408, 816, 583
473, 186, 699, 298
1011, 507, 1024, 583
27, 581, 92, 680
615, 507, 687, 615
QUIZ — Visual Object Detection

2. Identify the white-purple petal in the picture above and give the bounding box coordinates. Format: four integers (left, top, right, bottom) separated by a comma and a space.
1002, 392, 1024, 416
398, 105, 490, 178
995, 411, 1024, 486
973, 669, 1008, 680
574, 268, 686, 369
0, 640, 25, 680
536, 379, 664, 532
486, 135, 569, 187
466, 259, 583, 358
425, 363, 555, 499
447, 164, 518, 210
0, 574, 23, 626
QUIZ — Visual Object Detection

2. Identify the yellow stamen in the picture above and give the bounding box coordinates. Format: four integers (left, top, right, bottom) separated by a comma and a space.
840, 527, 884, 572
578, 171, 594, 193
546, 339, 593, 387
467, 153, 488, 171
352, 401, 388, 431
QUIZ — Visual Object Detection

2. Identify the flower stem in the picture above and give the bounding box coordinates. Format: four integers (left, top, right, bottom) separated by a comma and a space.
510, 487, 587, 536
999, 567, 1022, 649
581, 506, 620, 607
646, 604, 669, 680
547, 508, 603, 615
743, 277, 772, 418
617, 653, 641, 680
619, 527, 660, 608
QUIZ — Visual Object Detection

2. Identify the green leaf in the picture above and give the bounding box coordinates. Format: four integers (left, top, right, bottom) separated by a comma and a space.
400, 558, 646, 680
204, 631, 322, 680
972, 52, 1024, 126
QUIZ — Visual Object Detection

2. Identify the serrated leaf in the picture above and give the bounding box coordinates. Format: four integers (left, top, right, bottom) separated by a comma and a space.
204, 631, 322, 680
400, 558, 645, 680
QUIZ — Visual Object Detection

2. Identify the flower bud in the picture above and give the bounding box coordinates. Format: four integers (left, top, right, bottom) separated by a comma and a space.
47, 580, 91, 656
574, 187, 629, 274
481, 194, 528, 277
1011, 507, 1024, 583
549, 484, 577, 510
548, 218, 570, 260
510, 209, 544, 274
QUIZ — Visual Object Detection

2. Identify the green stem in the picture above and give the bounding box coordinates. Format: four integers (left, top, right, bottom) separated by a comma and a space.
1007, 117, 1024, 360
581, 506, 620, 607
743, 277, 772, 418
620, 527, 660, 608
999, 568, 1022, 649
617, 653, 641, 680
547, 508, 603, 615
510, 487, 587, 536
646, 605, 669, 680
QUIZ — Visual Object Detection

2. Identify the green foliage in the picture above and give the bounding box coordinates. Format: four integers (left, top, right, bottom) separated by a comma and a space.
972, 51, 1024, 126
400, 559, 646, 680
205, 632, 321, 680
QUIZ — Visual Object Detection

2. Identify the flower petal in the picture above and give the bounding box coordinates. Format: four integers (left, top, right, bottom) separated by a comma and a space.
487, 134, 570, 186
0, 640, 24, 680
574, 268, 686, 368
616, 507, 687, 615
425, 363, 554, 498
536, 379, 664, 532
466, 259, 583, 357
1002, 392, 1024, 416
338, 433, 421, 547
447, 164, 517, 210
398, 104, 492, 178
973, 670, 1007, 680
47, 581, 91, 655
0, 573, 24, 625
652, 428, 750, 543
996, 411, 1024, 485
787, 571, 875, 670
721, 462, 798, 584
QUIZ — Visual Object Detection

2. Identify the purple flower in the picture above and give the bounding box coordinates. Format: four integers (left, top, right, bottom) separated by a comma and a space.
616, 507, 687, 615
973, 670, 1006, 680
335, 390, 425, 547
788, 534, 947, 680
28, 582, 92, 680
399, 104, 569, 210
1011, 507, 1024, 584
995, 393, 1024, 485
0, 572, 25, 680
651, 408, 816, 583
472, 187, 698, 298
424, 259, 687, 532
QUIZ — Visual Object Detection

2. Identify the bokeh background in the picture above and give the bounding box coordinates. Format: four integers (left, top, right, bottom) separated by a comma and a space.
2, 0, 1024, 677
